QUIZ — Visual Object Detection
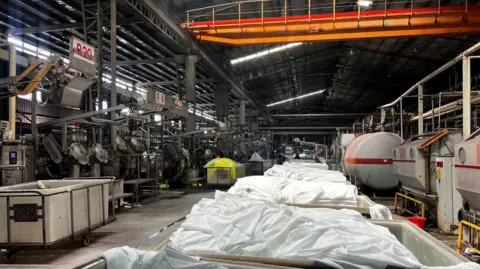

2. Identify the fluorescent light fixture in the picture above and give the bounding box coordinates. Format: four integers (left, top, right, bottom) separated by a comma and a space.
154, 114, 162, 122
358, 0, 372, 7
231, 42, 303, 65
7, 37, 22, 46
266, 89, 326, 107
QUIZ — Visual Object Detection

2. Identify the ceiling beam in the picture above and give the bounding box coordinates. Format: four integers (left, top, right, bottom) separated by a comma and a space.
7, 17, 143, 35
136, 78, 214, 86
105, 57, 176, 66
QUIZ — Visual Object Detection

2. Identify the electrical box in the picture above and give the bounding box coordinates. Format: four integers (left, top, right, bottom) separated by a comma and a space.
436, 157, 463, 233
1, 142, 35, 186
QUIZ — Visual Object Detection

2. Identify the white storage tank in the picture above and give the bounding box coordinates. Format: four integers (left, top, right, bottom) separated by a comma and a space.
344, 132, 403, 190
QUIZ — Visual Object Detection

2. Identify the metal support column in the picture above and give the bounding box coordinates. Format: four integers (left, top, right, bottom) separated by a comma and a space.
31, 90, 37, 179
97, 0, 104, 145
431, 97, 435, 132
110, 0, 117, 151
463, 55, 472, 137
400, 98, 403, 139
418, 84, 424, 135
9, 45, 16, 140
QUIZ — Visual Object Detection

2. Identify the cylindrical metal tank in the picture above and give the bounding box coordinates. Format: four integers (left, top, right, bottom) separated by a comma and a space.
344, 132, 403, 190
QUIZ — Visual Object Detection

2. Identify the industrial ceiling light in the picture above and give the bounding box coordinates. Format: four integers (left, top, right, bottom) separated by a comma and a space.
358, 0, 373, 7
266, 89, 326, 107
230, 42, 303, 65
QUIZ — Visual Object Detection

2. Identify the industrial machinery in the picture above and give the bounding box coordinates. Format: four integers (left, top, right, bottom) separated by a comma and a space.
392, 130, 463, 232
344, 132, 403, 191
455, 130, 480, 220
331, 133, 356, 172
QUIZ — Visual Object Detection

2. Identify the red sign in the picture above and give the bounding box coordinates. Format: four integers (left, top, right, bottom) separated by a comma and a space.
156, 91, 165, 105
71, 37, 95, 64
175, 99, 183, 109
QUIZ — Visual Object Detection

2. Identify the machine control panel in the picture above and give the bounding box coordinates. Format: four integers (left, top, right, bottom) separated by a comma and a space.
9, 151, 17, 165
1, 143, 34, 186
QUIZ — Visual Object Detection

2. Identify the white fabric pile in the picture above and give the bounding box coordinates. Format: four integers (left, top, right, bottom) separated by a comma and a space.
170, 191, 479, 269
228, 176, 357, 206
284, 160, 329, 170
265, 164, 346, 182
102, 245, 228, 269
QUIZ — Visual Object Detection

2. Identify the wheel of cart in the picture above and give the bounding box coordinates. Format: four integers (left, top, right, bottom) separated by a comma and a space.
83, 235, 90, 247
4, 249, 16, 264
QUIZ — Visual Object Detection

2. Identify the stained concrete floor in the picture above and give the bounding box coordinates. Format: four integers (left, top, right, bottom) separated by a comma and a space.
0, 191, 214, 269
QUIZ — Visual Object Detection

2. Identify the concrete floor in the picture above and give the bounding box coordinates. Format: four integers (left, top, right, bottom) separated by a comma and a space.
0, 191, 214, 269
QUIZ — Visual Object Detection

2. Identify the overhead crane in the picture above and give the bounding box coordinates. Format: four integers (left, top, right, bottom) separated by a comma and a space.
182, 1, 480, 45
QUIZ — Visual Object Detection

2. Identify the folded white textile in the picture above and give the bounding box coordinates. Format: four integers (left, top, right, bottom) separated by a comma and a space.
283, 161, 329, 170
265, 164, 346, 182
228, 176, 357, 205
102, 245, 229, 269
369, 204, 393, 220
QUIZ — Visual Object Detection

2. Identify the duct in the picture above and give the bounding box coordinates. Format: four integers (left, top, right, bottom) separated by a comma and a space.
239, 100, 246, 126
185, 55, 197, 103
136, 0, 272, 122
380, 40, 480, 108
214, 84, 229, 122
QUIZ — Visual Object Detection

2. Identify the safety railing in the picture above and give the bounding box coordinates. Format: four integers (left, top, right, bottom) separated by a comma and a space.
394, 192, 425, 218
184, 0, 476, 28
456, 220, 480, 255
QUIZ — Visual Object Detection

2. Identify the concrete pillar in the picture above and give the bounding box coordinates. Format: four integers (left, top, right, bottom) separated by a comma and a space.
9, 45, 16, 140
418, 84, 424, 135
463, 55, 472, 137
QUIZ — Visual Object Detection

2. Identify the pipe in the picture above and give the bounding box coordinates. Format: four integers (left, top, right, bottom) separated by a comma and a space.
271, 113, 367, 117
409, 95, 480, 123
380, 40, 480, 108
9, 44, 16, 140
137, 0, 272, 122
259, 126, 351, 130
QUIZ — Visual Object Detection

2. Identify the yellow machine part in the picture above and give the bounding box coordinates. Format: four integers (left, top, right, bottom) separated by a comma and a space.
205, 158, 237, 182
13, 59, 52, 95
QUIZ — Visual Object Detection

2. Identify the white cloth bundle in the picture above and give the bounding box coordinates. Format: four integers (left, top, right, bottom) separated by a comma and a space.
283, 160, 329, 170
265, 164, 347, 182
170, 191, 479, 269
228, 176, 357, 206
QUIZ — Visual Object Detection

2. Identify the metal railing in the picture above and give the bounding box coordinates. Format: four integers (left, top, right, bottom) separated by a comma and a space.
185, 0, 474, 28
456, 220, 480, 255
394, 192, 425, 218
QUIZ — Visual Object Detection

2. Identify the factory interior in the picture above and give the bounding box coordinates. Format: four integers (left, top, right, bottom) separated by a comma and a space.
3, 0, 480, 268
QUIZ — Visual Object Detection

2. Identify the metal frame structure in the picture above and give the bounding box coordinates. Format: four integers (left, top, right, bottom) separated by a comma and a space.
184, 1, 480, 44
0, 179, 116, 263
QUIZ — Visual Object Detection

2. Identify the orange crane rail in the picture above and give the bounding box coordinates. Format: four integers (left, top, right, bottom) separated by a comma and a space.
182, 5, 480, 45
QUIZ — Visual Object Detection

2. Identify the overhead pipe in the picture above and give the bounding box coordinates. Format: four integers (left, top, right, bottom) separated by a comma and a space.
137, 0, 273, 122
271, 113, 367, 117
259, 126, 351, 130
380, 41, 480, 108
409, 95, 480, 123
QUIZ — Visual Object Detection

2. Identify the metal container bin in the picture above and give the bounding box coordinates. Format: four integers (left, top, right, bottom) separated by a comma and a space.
371, 220, 469, 266
0, 179, 113, 262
